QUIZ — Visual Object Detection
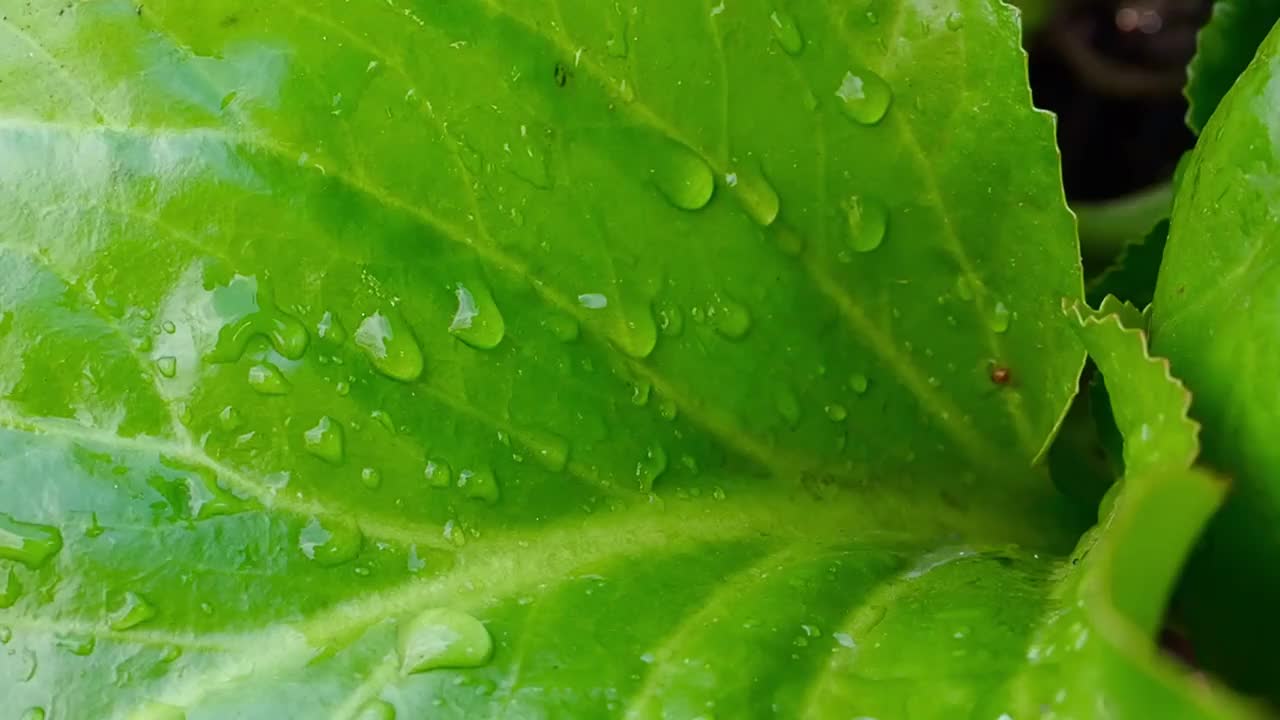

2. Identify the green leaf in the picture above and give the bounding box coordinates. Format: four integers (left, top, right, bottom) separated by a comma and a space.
1087, 219, 1170, 310
1154, 21, 1280, 701
1184, 0, 1280, 133
3, 0, 1242, 717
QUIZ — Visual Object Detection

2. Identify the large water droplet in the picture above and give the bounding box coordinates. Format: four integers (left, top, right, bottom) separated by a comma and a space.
110, 591, 157, 631
708, 293, 752, 339
303, 416, 345, 464
247, 363, 291, 395
424, 459, 453, 488
635, 444, 668, 492
155, 356, 177, 378
356, 700, 396, 720
733, 166, 781, 226
652, 141, 715, 210
988, 301, 1011, 333
845, 195, 888, 252
57, 633, 95, 656
20, 708, 45, 720
835, 68, 893, 125
945, 11, 964, 30
449, 282, 506, 349
298, 516, 363, 566
355, 311, 425, 382
399, 607, 493, 674
317, 311, 347, 344
0, 514, 62, 568
457, 467, 500, 503
208, 277, 309, 362
520, 428, 570, 472
770, 9, 805, 55
0, 568, 22, 608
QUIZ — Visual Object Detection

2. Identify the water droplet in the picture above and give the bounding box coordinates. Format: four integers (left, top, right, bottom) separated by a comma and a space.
635, 444, 668, 492
361, 467, 382, 489
317, 310, 347, 344
541, 312, 580, 342
657, 396, 678, 421
424, 459, 452, 488
578, 293, 608, 310
0, 514, 62, 568
630, 378, 652, 406
845, 195, 888, 252
849, 373, 869, 394
0, 568, 22, 608
457, 467, 500, 503
652, 140, 715, 210
825, 403, 847, 421
20, 708, 45, 720
520, 428, 570, 472
335, 380, 351, 396
770, 9, 804, 55
835, 67, 893, 125
208, 277, 309, 362
303, 416, 345, 465
247, 363, 291, 395
945, 11, 964, 30
57, 633, 95, 656
355, 311, 425, 382
449, 282, 506, 350
110, 591, 157, 631
218, 406, 243, 431
155, 356, 177, 378
85, 512, 105, 538
656, 302, 684, 336
0, 625, 10, 643
708, 293, 752, 339
356, 700, 396, 720
399, 607, 493, 674
955, 275, 975, 301
776, 388, 801, 427
712, 486, 727, 501
161, 320, 176, 334
988, 301, 1011, 333
298, 516, 363, 566
371, 410, 397, 433
733, 166, 781, 226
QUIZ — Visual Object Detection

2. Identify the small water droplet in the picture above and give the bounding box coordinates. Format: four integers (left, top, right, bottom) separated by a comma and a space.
0, 625, 11, 643
20, 708, 45, 720
336, 380, 351, 396
776, 388, 801, 427
361, 467, 382, 489
630, 378, 652, 406
770, 9, 804, 55
657, 396, 678, 421
825, 403, 848, 421
844, 195, 888, 252
218, 406, 242, 431
371, 410, 397, 433
712, 486, 727, 501
835, 67, 893, 125
988, 301, 1011, 333
355, 311, 425, 382
57, 633, 95, 656
635, 444, 668, 492
578, 293, 608, 310
0, 513, 63, 568
110, 591, 157, 631
449, 282, 506, 349
733, 166, 781, 226
399, 607, 493, 674
652, 140, 715, 210
849, 373, 869, 394
656, 302, 684, 336
955, 275, 975, 301
424, 459, 453, 488
945, 11, 964, 30
161, 320, 176, 334
457, 466, 500, 503
247, 363, 291, 395
303, 416, 345, 464
317, 310, 347, 344
0, 568, 22, 608
708, 293, 752, 339
356, 699, 396, 720
155, 356, 177, 378
298, 516, 363, 566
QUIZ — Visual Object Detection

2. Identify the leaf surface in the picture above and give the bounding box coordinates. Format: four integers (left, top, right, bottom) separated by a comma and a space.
1184, 0, 1280, 133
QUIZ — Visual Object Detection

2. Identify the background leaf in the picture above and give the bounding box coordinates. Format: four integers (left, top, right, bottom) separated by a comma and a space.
1184, 0, 1280, 133
1153, 20, 1280, 701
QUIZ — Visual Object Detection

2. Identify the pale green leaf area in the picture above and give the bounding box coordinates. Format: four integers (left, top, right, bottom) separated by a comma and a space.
1153, 19, 1280, 702
0, 0, 1247, 717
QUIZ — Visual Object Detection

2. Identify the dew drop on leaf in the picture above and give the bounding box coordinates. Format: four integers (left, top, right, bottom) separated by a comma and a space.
0, 513, 63, 568
298, 516, 363, 566
955, 275, 975, 301
424, 458, 452, 488
161, 320, 176, 334
218, 406, 242, 431
636, 443, 668, 492
630, 378, 652, 406
825, 403, 848, 421
835, 67, 893, 125
360, 467, 382, 489
849, 373, 870, 394
449, 281, 506, 350
945, 11, 964, 30
0, 625, 11, 644
316, 310, 347, 344
57, 633, 95, 656
733, 165, 781, 226
355, 699, 396, 720
457, 466, 500, 503
709, 293, 752, 339
155, 356, 177, 378
109, 591, 157, 631
845, 195, 888, 252
0, 567, 22, 608
303, 416, 345, 465
776, 388, 801, 427
398, 607, 493, 674
208, 276, 310, 362
247, 363, 291, 395
988, 301, 1011, 334
652, 140, 715, 210
578, 293, 608, 310
769, 9, 804, 55
355, 311, 425, 382
656, 301, 684, 336
20, 708, 44, 720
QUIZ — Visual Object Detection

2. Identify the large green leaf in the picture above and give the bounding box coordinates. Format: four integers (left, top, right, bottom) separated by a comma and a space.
1184, 0, 1280, 134
1153, 20, 1280, 701
0, 0, 1237, 717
